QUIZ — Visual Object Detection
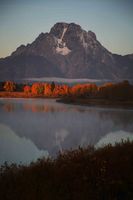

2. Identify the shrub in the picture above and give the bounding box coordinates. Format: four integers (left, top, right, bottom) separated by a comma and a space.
23, 85, 31, 94
31, 83, 44, 95
3, 81, 16, 92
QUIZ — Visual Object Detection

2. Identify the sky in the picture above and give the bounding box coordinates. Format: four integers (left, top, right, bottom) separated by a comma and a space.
0, 0, 133, 58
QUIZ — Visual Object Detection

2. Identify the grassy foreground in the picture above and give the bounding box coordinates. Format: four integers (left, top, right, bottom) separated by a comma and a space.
0, 141, 133, 200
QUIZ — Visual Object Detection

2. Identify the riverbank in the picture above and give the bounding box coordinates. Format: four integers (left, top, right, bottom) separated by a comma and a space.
0, 92, 55, 99
0, 141, 133, 200
1, 92, 133, 109
57, 97, 133, 109
0, 92, 47, 98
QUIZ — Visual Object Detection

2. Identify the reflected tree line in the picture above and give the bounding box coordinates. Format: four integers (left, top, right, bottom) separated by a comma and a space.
2, 102, 83, 113
1, 99, 133, 131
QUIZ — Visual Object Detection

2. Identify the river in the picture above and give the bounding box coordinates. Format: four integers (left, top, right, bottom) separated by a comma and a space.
0, 98, 133, 165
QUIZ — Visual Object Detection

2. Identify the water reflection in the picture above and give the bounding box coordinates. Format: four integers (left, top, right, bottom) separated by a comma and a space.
96, 130, 133, 148
1, 98, 84, 113
0, 124, 48, 165
0, 98, 133, 163
55, 129, 70, 152
3, 103, 15, 112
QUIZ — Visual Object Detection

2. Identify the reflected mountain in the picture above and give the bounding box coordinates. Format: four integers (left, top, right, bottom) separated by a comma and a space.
96, 130, 133, 148
0, 98, 133, 160
0, 124, 48, 165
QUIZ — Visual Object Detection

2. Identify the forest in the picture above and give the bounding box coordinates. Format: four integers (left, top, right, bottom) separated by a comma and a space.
0, 80, 133, 101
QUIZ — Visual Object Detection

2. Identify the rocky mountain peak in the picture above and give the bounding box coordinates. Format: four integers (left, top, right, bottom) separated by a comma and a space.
12, 22, 98, 57
49, 22, 98, 53
50, 22, 83, 41
37, 32, 46, 41
1, 22, 133, 81
11, 45, 26, 56
88, 31, 97, 40
50, 22, 69, 38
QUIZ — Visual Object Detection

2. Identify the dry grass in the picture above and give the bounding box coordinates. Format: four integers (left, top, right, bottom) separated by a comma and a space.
0, 141, 133, 200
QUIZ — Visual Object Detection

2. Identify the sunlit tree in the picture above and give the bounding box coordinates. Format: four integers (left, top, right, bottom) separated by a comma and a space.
53, 84, 69, 97
3, 81, 16, 92
31, 83, 44, 95
44, 83, 52, 96
70, 83, 97, 97
23, 85, 31, 94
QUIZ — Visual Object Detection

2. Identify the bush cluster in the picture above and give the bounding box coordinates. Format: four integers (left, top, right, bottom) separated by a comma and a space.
0, 141, 133, 200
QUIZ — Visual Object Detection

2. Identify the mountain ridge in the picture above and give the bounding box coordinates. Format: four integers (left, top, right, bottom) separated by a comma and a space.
0, 22, 133, 81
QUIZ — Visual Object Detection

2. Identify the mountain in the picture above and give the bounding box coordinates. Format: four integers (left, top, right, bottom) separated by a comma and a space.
0, 22, 133, 81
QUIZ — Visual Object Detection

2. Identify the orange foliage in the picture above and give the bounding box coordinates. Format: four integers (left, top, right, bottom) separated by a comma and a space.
70, 83, 97, 97
29, 82, 98, 97
2, 80, 132, 100
44, 83, 53, 96
23, 85, 31, 94
53, 85, 69, 97
3, 81, 16, 92
31, 83, 44, 95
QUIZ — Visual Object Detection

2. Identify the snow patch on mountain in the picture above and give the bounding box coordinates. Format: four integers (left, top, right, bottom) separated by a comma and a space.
56, 27, 71, 55
61, 27, 67, 40
56, 46, 71, 55
80, 32, 88, 49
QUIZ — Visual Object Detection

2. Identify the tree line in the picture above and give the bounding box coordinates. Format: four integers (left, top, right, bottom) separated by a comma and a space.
1, 80, 133, 100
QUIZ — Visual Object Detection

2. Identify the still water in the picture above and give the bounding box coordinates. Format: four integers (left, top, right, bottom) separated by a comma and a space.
0, 98, 133, 165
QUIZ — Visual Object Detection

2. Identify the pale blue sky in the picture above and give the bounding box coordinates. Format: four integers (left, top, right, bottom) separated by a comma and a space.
0, 0, 133, 58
